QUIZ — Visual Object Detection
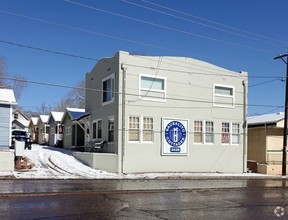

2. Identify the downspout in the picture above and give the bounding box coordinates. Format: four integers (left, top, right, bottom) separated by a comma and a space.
242, 80, 247, 173
120, 63, 127, 174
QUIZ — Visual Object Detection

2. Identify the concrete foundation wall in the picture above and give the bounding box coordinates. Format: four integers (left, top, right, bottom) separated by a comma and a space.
72, 152, 118, 173
0, 151, 14, 171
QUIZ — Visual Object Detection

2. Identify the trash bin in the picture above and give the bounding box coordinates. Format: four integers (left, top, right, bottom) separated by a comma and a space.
15, 140, 25, 157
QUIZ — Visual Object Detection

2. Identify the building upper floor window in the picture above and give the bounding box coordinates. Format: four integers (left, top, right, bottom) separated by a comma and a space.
102, 74, 115, 105
140, 75, 166, 102
213, 84, 234, 108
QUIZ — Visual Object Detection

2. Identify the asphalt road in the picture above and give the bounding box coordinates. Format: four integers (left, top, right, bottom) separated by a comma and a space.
0, 179, 287, 219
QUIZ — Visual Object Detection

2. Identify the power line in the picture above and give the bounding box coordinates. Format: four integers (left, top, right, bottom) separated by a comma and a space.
0, 8, 283, 79
0, 75, 282, 109
0, 38, 283, 84
0, 9, 189, 56
140, 0, 288, 47
0, 39, 98, 61
65, 0, 273, 53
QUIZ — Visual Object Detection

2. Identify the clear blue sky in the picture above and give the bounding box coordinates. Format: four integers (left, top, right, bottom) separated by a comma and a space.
0, 0, 287, 115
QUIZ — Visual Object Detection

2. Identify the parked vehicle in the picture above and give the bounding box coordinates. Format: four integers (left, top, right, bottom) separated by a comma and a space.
11, 129, 32, 150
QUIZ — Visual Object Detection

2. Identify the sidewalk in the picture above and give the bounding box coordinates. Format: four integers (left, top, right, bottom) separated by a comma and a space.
0, 169, 287, 180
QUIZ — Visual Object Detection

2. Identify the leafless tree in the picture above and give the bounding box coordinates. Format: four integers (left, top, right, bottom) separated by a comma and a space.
54, 79, 85, 112
0, 56, 27, 100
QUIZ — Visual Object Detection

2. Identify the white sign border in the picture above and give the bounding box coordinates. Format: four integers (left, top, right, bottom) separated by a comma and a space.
162, 117, 189, 156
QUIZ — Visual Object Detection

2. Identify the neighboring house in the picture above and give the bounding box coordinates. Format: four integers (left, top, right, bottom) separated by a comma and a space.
28, 117, 39, 143
77, 51, 248, 174
61, 108, 87, 149
12, 110, 29, 131
0, 88, 17, 171
47, 111, 64, 147
248, 112, 287, 175
38, 115, 49, 145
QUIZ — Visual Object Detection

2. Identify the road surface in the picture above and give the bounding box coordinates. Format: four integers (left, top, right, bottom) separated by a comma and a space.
0, 179, 287, 219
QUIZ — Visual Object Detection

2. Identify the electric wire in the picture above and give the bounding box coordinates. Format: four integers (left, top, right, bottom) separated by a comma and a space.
1, 38, 283, 82
65, 0, 273, 54
0, 76, 283, 109
140, 0, 288, 47
122, 0, 286, 48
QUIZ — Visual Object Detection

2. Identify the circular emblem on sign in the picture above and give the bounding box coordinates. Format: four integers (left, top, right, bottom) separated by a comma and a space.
165, 121, 186, 149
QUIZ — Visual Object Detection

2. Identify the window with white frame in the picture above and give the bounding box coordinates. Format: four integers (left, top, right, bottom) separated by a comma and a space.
194, 121, 203, 143
140, 75, 166, 101
128, 116, 140, 141
102, 74, 115, 105
205, 121, 214, 144
143, 117, 153, 142
221, 122, 230, 144
232, 123, 240, 144
194, 120, 214, 144
108, 116, 114, 142
213, 85, 234, 108
128, 116, 154, 142
92, 119, 102, 140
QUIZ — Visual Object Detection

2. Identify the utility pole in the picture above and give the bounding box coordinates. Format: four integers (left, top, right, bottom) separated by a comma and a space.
274, 54, 288, 176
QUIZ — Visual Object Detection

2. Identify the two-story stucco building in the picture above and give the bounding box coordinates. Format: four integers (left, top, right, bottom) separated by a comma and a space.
76, 51, 248, 174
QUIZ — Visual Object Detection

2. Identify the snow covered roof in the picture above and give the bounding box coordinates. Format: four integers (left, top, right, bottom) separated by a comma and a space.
66, 107, 85, 112
39, 115, 49, 124
61, 108, 88, 124
30, 117, 39, 126
248, 112, 284, 125
48, 111, 64, 123
0, 88, 17, 105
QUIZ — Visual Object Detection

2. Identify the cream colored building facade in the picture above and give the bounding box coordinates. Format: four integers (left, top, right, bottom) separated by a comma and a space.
79, 51, 248, 174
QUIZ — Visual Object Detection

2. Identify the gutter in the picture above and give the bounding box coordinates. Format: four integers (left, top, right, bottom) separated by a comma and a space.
120, 63, 127, 174
242, 80, 247, 173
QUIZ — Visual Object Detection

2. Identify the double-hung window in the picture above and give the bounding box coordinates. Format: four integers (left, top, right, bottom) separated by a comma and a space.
205, 121, 214, 144
92, 119, 102, 140
194, 120, 214, 144
213, 84, 234, 108
108, 116, 114, 142
128, 116, 140, 141
194, 121, 203, 143
143, 117, 154, 142
232, 123, 240, 144
128, 116, 154, 142
221, 122, 240, 145
140, 75, 166, 101
221, 122, 230, 144
102, 74, 115, 105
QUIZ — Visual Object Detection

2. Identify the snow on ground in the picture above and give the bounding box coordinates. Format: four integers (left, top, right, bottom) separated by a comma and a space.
0, 145, 283, 179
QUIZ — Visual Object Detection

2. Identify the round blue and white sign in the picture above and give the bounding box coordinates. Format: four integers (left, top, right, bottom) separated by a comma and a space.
165, 120, 187, 153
